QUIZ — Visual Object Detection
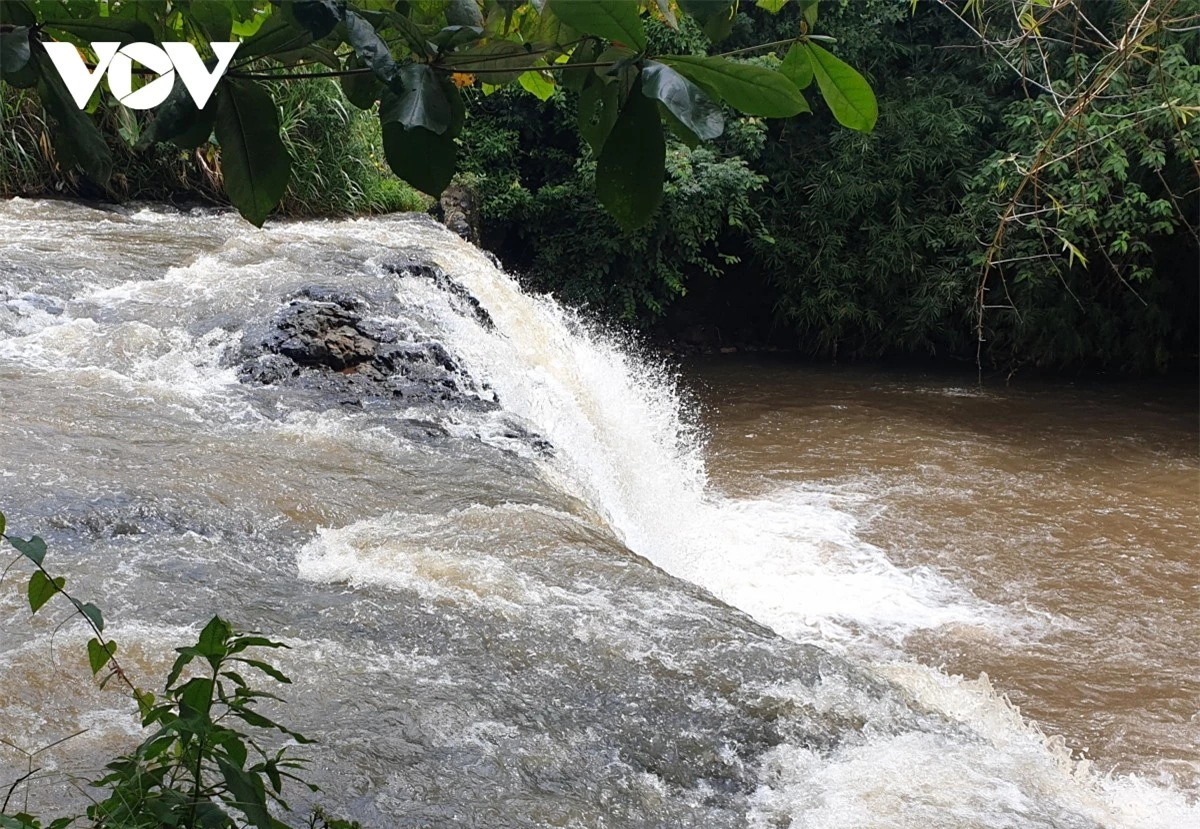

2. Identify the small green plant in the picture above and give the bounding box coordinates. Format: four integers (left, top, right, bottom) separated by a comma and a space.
0, 511, 344, 829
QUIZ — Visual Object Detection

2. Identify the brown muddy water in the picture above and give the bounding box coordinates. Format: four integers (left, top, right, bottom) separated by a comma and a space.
691, 361, 1199, 788
0, 199, 1196, 828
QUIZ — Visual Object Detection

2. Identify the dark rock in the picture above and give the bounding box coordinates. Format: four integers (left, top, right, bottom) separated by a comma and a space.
238, 282, 497, 414
438, 184, 481, 245
383, 253, 494, 331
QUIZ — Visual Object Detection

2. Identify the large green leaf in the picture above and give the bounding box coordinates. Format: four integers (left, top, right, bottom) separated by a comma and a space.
214, 80, 292, 227
380, 63, 452, 134
44, 15, 156, 45
282, 0, 343, 39
660, 55, 807, 118
445, 0, 484, 28
577, 74, 619, 154
0, 27, 36, 88
780, 43, 813, 91
445, 40, 541, 84
804, 41, 877, 132
596, 86, 664, 231
139, 73, 216, 149
549, 0, 646, 51
238, 14, 314, 60
677, 0, 736, 42
381, 122, 456, 196
641, 61, 723, 141
0, 1, 35, 26
184, 0, 233, 41
562, 38, 601, 92
344, 8, 396, 81
34, 53, 113, 184
340, 54, 383, 109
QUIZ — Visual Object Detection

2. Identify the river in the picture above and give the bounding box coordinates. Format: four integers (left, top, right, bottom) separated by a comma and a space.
0, 200, 1195, 828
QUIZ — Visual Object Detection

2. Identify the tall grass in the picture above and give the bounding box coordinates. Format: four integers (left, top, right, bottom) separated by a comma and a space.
1, 77, 427, 217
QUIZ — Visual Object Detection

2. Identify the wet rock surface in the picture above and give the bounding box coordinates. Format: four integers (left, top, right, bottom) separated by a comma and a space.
238, 284, 498, 413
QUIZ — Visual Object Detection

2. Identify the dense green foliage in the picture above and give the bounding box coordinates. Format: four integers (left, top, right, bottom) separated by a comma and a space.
2, 76, 425, 214
461, 0, 1199, 374
0, 512, 355, 829
0, 0, 874, 227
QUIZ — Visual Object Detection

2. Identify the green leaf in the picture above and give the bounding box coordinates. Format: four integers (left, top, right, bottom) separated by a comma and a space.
577, 74, 619, 154
217, 757, 273, 829
446, 40, 540, 84
34, 52, 113, 183
238, 15, 314, 60
804, 41, 877, 131
641, 61, 723, 141
518, 70, 555, 101
0, 1, 35, 26
44, 16, 156, 45
179, 677, 215, 718
549, 0, 646, 51
677, 0, 736, 42
8, 534, 47, 566
798, 0, 818, 27
77, 601, 104, 632
445, 0, 484, 28
0, 27, 35, 87
27, 571, 63, 613
87, 638, 117, 675
756, 0, 790, 12
596, 86, 664, 232
381, 63, 452, 134
562, 38, 600, 92
344, 8, 396, 81
139, 74, 216, 149
0, 512, 5, 536
780, 42, 813, 90
185, 0, 233, 41
340, 54, 383, 109
214, 80, 292, 227
282, 0, 343, 40
430, 25, 484, 52
660, 55, 807, 118
382, 122, 456, 196
197, 615, 232, 659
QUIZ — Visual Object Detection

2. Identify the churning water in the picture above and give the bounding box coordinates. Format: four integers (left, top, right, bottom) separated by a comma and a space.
0, 199, 1195, 827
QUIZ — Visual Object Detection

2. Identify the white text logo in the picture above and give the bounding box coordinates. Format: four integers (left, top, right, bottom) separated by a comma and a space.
43, 41, 240, 110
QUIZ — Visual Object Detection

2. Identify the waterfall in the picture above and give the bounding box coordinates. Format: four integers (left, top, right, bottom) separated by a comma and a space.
0, 199, 1194, 828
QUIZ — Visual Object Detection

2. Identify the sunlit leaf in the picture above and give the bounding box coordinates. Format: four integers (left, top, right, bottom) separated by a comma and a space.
661, 55, 808, 118
780, 43, 813, 91
804, 41, 877, 131
518, 70, 556, 101
549, 0, 647, 51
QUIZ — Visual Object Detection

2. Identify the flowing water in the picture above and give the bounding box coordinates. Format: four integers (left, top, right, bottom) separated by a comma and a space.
0, 199, 1196, 828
